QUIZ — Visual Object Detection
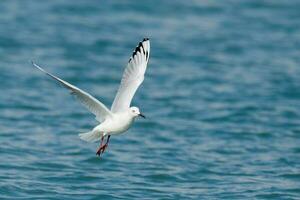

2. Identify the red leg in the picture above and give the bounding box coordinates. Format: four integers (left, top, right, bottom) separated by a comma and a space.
96, 135, 104, 156
101, 135, 111, 154
96, 135, 111, 156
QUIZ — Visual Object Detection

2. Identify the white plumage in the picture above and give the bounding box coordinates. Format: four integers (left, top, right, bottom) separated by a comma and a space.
111, 39, 150, 112
34, 38, 150, 156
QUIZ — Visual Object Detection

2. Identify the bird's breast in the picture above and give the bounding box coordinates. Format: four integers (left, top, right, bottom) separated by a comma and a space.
102, 114, 134, 134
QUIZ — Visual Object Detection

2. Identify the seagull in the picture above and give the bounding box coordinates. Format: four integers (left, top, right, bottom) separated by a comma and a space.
33, 38, 150, 156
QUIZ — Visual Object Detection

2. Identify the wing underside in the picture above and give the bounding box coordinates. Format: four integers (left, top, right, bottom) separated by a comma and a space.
33, 62, 112, 122
111, 38, 150, 113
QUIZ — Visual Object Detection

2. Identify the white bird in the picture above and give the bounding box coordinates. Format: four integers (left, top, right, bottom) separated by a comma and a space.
33, 38, 150, 156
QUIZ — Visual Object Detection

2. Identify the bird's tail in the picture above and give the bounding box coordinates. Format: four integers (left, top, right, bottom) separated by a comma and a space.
78, 131, 99, 142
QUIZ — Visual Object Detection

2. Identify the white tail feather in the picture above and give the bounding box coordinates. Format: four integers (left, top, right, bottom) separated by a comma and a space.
78, 131, 100, 142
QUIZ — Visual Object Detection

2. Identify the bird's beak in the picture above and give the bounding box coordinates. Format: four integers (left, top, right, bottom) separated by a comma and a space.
139, 113, 146, 118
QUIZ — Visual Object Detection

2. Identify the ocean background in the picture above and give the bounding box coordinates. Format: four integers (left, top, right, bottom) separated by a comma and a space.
1, 0, 300, 199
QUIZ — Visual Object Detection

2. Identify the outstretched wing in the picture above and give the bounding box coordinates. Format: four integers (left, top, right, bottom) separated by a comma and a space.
33, 62, 113, 122
111, 38, 150, 113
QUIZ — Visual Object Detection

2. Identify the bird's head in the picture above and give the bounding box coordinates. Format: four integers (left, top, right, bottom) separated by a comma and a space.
129, 106, 145, 119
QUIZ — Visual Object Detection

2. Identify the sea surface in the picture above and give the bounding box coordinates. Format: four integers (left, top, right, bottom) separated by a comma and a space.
1, 0, 300, 199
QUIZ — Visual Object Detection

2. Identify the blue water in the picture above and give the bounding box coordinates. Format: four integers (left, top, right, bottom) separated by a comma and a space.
1, 0, 300, 199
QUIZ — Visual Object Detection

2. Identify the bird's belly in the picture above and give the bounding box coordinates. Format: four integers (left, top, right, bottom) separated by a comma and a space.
110, 120, 132, 134
101, 117, 134, 135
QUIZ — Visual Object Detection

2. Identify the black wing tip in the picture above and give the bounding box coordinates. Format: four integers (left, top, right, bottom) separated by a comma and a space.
132, 47, 140, 57
129, 38, 150, 62
135, 46, 141, 52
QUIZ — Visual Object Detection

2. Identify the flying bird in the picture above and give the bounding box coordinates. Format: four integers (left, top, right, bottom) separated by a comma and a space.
33, 38, 150, 156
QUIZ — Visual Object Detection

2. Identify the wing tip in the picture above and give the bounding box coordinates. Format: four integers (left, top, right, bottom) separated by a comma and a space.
31, 60, 45, 73
129, 38, 150, 63
31, 60, 37, 68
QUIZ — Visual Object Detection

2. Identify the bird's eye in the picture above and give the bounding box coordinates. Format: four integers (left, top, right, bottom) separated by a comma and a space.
132, 110, 135, 113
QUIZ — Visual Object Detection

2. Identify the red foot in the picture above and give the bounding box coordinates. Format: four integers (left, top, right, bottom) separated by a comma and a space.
96, 135, 110, 157
96, 144, 108, 156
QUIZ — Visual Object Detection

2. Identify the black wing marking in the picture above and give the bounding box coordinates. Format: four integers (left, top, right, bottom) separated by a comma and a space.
128, 38, 149, 63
